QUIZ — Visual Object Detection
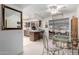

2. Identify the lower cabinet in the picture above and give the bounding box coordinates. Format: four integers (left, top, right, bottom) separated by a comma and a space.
30, 32, 40, 41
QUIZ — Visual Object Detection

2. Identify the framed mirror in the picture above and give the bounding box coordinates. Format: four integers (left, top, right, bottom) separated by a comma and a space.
2, 5, 22, 30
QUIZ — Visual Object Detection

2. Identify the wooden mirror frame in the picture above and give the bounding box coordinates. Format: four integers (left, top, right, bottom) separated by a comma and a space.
1, 4, 22, 30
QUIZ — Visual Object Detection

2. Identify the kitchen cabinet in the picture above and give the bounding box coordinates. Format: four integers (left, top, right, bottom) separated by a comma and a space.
71, 16, 78, 49
30, 31, 40, 41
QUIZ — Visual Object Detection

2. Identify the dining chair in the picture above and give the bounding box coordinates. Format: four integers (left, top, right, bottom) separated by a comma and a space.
42, 31, 60, 55
58, 42, 72, 55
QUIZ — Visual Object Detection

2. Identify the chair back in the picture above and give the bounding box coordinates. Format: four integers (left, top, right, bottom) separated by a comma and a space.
42, 31, 49, 49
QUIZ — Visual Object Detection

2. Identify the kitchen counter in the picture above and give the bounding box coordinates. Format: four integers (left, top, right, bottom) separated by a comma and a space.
29, 30, 41, 32
29, 30, 41, 41
52, 35, 70, 42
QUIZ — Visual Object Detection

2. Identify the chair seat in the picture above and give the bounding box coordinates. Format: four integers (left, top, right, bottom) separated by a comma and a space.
48, 40, 59, 49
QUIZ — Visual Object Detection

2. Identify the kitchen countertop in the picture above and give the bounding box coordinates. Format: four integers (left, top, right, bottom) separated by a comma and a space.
29, 30, 40, 32
29, 29, 44, 32
52, 35, 71, 42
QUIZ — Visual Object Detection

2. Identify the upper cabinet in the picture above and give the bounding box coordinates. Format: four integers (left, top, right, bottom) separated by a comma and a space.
49, 18, 69, 32
1, 5, 22, 30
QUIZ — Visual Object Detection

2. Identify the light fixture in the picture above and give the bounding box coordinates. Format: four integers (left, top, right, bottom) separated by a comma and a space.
47, 4, 65, 15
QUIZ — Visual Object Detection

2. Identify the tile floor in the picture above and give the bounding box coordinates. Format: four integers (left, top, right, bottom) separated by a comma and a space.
23, 36, 43, 55
23, 36, 79, 55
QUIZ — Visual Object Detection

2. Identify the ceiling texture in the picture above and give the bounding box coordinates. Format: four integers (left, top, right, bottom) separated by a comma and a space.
6, 4, 78, 20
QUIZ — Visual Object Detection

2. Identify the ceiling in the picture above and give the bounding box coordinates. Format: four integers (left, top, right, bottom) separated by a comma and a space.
23, 4, 51, 19
12, 4, 30, 9
6, 4, 78, 20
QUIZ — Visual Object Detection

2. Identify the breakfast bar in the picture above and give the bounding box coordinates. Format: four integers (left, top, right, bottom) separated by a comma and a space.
30, 30, 41, 41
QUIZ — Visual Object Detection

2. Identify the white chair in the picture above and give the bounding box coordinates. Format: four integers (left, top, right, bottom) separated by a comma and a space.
42, 31, 59, 55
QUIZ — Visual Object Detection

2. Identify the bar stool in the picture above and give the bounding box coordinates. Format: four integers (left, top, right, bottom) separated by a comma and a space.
42, 31, 60, 55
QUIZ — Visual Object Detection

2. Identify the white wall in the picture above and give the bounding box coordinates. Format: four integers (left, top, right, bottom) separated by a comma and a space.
0, 4, 23, 55
0, 31, 23, 55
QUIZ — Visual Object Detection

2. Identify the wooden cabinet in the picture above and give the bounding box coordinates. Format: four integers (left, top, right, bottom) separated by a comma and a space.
30, 31, 40, 41
71, 16, 78, 49
24, 30, 30, 37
